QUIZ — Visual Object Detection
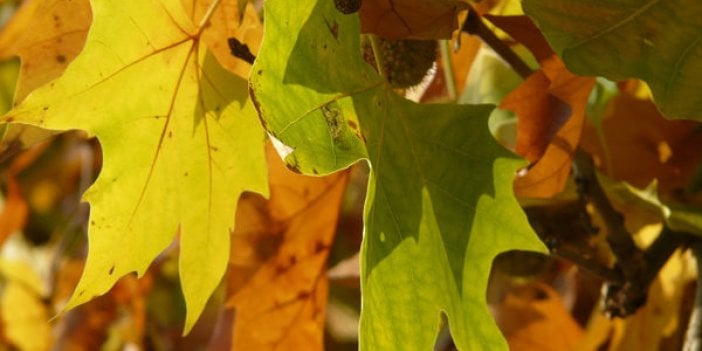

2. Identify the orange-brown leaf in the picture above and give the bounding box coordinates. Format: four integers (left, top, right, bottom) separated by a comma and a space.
0, 0, 91, 102
505, 56, 595, 198
494, 14, 595, 198
0, 177, 27, 247
227, 143, 349, 351
494, 283, 585, 351
359, 0, 465, 40
580, 93, 702, 200
182, 0, 262, 79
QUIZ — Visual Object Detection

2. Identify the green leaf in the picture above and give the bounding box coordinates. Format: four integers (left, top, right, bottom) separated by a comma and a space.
607, 179, 702, 236
250, 0, 546, 349
523, 0, 702, 120
1, 0, 267, 332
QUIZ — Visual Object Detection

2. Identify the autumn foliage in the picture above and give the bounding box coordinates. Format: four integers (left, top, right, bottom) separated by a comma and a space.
0, 0, 701, 350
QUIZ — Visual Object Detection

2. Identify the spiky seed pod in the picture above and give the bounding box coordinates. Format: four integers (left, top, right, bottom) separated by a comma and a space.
362, 38, 437, 89
334, 0, 361, 14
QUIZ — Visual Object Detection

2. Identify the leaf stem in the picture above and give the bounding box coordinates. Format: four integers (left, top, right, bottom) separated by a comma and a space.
197, 0, 223, 34
460, 6, 533, 79
439, 40, 457, 100
368, 35, 389, 83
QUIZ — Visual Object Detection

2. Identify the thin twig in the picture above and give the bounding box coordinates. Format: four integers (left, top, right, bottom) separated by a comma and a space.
439, 40, 457, 100
368, 35, 389, 83
460, 7, 533, 79
573, 149, 646, 283
549, 244, 620, 282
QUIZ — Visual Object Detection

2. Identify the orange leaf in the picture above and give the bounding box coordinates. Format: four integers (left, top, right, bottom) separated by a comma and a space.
0, 0, 91, 102
359, 0, 465, 40
494, 283, 586, 351
580, 92, 702, 200
182, 0, 262, 79
226, 143, 349, 351
506, 56, 594, 197
0, 177, 27, 247
492, 15, 595, 197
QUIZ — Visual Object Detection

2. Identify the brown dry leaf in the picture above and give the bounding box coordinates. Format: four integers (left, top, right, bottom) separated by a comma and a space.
226, 143, 349, 351
494, 283, 586, 351
0, 0, 91, 102
494, 15, 595, 197
0, 0, 92, 157
359, 0, 465, 40
502, 70, 571, 163
507, 56, 595, 198
580, 93, 702, 199
182, 0, 262, 79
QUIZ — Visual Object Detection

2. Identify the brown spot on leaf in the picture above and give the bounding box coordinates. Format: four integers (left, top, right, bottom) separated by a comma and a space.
314, 241, 328, 253
5, 117, 14, 123
108, 266, 115, 275
296, 291, 311, 300
56, 54, 66, 63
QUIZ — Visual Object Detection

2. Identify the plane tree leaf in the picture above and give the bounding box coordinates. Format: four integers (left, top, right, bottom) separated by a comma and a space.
0, 0, 268, 333
226, 143, 349, 350
523, 0, 702, 120
495, 16, 595, 198
181, 0, 262, 79
0, 0, 91, 156
358, 0, 465, 40
249, 0, 546, 349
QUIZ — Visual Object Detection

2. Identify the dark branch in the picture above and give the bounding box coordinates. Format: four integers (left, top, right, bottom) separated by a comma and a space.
460, 7, 533, 79
571, 148, 693, 317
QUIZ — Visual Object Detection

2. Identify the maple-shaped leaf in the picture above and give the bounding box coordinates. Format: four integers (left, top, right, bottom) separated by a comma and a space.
250, 0, 545, 349
358, 0, 465, 40
1, 0, 268, 332
493, 16, 595, 198
225, 143, 349, 350
0, 0, 91, 156
523, 0, 702, 120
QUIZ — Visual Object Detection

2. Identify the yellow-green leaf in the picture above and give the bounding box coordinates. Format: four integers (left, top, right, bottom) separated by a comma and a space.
1, 0, 267, 332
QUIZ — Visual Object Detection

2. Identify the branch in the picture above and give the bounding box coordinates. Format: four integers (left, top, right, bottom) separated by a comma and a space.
572, 149, 645, 282
460, 7, 533, 79
572, 148, 693, 317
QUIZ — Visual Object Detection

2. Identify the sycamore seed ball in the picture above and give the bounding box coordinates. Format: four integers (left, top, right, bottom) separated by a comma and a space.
362, 38, 438, 89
